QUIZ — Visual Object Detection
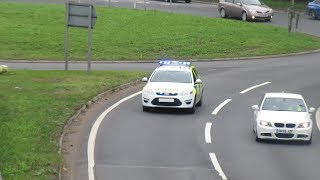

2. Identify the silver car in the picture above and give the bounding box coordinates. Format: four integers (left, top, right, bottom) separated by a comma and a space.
218, 0, 274, 21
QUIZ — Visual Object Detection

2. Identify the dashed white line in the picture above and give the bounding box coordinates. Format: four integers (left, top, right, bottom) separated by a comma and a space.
316, 108, 320, 132
88, 91, 142, 180
212, 99, 232, 115
239, 82, 271, 94
209, 153, 228, 180
205, 122, 212, 143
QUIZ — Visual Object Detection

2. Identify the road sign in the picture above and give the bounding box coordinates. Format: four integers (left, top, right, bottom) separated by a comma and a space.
65, 2, 97, 72
67, 2, 97, 29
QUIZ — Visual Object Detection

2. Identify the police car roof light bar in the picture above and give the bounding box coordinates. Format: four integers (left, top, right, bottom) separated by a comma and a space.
159, 60, 191, 66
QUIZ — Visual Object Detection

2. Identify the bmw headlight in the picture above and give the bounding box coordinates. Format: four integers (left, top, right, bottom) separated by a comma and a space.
259, 120, 272, 127
249, 9, 255, 13
144, 89, 155, 95
298, 122, 310, 128
180, 90, 193, 96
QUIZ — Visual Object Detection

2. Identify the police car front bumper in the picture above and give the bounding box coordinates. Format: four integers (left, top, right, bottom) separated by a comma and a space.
142, 93, 195, 108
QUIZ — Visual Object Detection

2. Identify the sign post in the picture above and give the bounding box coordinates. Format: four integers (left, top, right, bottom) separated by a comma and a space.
65, 2, 97, 72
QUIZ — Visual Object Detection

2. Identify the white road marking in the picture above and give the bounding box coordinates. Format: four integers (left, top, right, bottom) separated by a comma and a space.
209, 153, 227, 180
88, 91, 142, 180
239, 82, 271, 94
212, 99, 232, 115
205, 122, 212, 143
316, 108, 320, 132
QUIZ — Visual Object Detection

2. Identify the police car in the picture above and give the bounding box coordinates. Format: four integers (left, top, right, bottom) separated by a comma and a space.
142, 60, 203, 113
252, 92, 315, 144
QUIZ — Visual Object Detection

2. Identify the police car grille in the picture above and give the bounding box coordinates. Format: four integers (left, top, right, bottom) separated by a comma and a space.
275, 133, 294, 138
151, 98, 182, 106
156, 92, 178, 96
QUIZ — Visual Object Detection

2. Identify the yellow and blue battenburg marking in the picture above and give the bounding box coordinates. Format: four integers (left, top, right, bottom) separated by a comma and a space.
159, 60, 191, 66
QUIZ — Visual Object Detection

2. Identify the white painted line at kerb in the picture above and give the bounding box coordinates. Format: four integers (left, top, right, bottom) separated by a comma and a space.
240, 82, 271, 94
316, 108, 320, 133
212, 99, 232, 115
205, 122, 212, 143
88, 91, 142, 180
209, 153, 227, 180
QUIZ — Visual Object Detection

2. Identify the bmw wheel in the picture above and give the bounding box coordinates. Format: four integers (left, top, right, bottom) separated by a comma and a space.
220, 8, 227, 18
241, 11, 247, 21
306, 136, 312, 145
255, 128, 261, 142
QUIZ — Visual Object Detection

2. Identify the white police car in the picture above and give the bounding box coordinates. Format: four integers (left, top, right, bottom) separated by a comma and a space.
142, 60, 203, 113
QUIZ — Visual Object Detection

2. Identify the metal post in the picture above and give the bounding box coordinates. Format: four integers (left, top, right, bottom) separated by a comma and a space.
170, 0, 172, 12
134, 0, 136, 9
87, 5, 92, 72
295, 12, 300, 29
144, 0, 146, 10
65, 3, 69, 71
109, 0, 111, 8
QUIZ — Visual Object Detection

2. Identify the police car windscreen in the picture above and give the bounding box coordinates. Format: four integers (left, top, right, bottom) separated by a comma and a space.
261, 98, 307, 112
150, 70, 192, 83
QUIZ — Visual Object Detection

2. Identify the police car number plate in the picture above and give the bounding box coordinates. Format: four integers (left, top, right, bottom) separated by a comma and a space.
158, 98, 174, 103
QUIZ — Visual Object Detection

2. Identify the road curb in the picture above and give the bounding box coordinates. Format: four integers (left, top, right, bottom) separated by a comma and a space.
1, 49, 320, 64
58, 78, 142, 180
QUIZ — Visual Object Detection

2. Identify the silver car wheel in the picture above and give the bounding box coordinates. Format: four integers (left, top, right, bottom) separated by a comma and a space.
241, 12, 247, 21
220, 8, 226, 18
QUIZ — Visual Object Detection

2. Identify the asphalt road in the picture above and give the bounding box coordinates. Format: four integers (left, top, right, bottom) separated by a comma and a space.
2, 1, 320, 180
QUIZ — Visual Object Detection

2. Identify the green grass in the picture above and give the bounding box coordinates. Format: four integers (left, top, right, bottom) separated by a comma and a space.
1, 2, 320, 61
0, 70, 147, 179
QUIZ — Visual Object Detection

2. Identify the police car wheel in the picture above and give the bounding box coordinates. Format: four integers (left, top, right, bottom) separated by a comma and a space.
197, 91, 203, 107
142, 106, 149, 112
187, 100, 196, 114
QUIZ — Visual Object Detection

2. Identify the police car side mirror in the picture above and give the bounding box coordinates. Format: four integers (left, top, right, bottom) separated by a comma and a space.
309, 107, 315, 113
142, 77, 148, 82
195, 79, 202, 84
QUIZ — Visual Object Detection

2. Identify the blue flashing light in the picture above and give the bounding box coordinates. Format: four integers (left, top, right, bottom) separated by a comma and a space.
159, 60, 191, 66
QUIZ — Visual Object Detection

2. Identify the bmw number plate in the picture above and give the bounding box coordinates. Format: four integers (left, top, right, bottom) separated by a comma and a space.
158, 98, 174, 103
276, 129, 293, 134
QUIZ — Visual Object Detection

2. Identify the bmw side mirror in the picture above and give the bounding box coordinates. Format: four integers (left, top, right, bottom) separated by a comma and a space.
195, 79, 202, 84
309, 107, 315, 113
142, 77, 148, 82
236, 2, 241, 6
252, 105, 259, 111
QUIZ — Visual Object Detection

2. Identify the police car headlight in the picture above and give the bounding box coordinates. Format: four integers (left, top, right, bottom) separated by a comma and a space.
180, 90, 193, 96
259, 120, 272, 127
144, 89, 155, 95
298, 122, 310, 128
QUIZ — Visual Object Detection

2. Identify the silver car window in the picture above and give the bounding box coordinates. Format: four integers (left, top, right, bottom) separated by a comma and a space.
242, 0, 261, 5
261, 97, 307, 112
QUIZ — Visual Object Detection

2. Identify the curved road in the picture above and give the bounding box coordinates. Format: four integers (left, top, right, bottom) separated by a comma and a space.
2, 1, 320, 180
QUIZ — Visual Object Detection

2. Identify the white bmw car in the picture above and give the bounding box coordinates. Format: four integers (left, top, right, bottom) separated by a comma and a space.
141, 60, 203, 113
252, 92, 315, 144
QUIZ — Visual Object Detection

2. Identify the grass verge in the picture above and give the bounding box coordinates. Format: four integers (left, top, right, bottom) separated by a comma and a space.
0, 70, 147, 179
1, 2, 320, 61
